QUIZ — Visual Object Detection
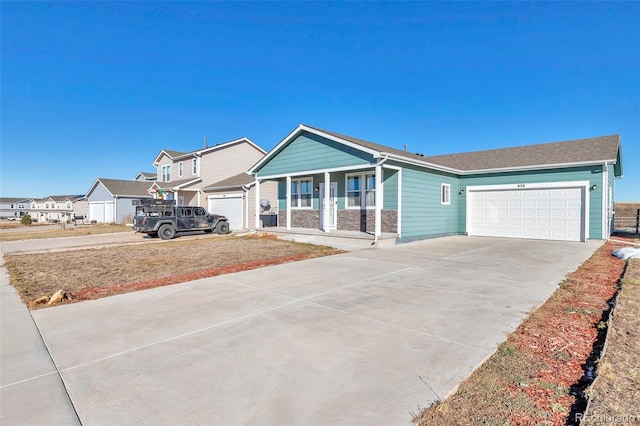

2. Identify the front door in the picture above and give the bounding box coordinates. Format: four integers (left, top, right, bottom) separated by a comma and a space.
319, 182, 338, 230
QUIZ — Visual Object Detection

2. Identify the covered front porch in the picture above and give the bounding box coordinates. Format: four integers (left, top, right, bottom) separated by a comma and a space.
257, 226, 399, 249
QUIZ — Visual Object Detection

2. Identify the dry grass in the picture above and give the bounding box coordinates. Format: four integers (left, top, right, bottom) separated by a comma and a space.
0, 223, 130, 242
583, 258, 640, 423
4, 235, 342, 306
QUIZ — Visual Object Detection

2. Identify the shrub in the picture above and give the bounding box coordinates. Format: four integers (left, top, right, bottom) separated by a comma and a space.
21, 214, 32, 226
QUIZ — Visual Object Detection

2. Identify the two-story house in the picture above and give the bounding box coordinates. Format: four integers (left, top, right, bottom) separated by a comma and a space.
27, 195, 86, 223
0, 197, 28, 220
151, 137, 277, 230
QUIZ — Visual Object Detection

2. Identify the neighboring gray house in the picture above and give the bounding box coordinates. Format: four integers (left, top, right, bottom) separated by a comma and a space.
249, 124, 623, 243
85, 178, 153, 223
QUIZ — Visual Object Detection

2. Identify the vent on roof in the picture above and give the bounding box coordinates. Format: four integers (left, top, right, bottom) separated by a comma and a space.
404, 144, 408, 152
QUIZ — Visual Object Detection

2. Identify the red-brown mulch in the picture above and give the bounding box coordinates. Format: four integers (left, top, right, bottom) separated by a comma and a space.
506, 240, 626, 424
70, 253, 313, 302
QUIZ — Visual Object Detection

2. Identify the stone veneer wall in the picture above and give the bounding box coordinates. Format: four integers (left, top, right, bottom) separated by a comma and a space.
278, 209, 397, 233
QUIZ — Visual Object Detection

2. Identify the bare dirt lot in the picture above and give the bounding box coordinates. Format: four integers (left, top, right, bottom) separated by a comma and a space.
0, 223, 130, 242
4, 235, 342, 307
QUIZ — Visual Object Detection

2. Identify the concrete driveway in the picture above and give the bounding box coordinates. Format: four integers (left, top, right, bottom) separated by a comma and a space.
4, 236, 600, 425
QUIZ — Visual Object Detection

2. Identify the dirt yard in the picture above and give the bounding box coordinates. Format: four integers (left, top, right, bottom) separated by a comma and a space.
4, 235, 342, 307
0, 223, 130, 242
414, 240, 630, 425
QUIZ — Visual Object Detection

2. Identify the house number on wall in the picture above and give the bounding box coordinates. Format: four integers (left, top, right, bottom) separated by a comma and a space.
517, 184, 526, 188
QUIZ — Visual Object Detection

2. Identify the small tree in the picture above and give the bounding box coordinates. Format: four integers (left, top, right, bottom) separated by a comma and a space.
21, 214, 32, 226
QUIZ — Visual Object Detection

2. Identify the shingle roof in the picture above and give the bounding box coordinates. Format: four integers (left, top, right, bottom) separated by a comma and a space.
97, 179, 154, 197
0, 197, 29, 203
49, 195, 85, 202
156, 177, 201, 190
162, 150, 187, 158
424, 135, 621, 171
202, 173, 254, 191
305, 125, 621, 172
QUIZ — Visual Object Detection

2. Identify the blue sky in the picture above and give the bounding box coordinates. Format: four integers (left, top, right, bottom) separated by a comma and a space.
1, 1, 639, 201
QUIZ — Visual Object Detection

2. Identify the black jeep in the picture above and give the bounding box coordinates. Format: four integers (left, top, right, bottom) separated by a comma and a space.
133, 199, 230, 240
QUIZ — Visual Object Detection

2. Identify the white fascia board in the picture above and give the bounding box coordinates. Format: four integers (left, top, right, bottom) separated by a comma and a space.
380, 152, 460, 174
170, 178, 202, 190
249, 124, 381, 174
85, 179, 102, 198
466, 181, 590, 192
152, 150, 178, 166
257, 163, 375, 180
300, 125, 381, 156
207, 192, 244, 199
460, 160, 616, 175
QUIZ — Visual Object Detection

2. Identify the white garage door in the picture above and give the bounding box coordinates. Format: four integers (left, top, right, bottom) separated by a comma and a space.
104, 201, 114, 223
89, 202, 104, 223
208, 196, 243, 230
467, 186, 585, 242
89, 201, 115, 223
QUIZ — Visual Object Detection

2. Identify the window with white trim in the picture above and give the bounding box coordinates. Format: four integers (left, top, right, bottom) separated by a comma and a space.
291, 177, 313, 209
192, 158, 198, 175
162, 165, 171, 182
179, 162, 183, 177
441, 183, 451, 205
347, 173, 376, 209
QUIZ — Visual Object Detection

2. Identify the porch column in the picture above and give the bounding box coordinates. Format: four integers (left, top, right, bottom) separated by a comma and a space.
323, 171, 330, 232
375, 164, 383, 237
286, 175, 292, 230
254, 179, 261, 229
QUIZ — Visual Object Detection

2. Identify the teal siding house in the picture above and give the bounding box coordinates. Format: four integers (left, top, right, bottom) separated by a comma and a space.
249, 125, 623, 243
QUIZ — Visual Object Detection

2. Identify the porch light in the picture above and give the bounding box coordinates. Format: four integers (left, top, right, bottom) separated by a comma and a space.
591, 184, 597, 191
458, 189, 465, 195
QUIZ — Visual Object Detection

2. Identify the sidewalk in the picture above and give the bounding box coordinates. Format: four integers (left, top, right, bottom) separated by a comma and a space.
0, 264, 79, 425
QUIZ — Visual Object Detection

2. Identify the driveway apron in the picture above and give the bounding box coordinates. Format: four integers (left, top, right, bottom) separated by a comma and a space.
28, 236, 600, 425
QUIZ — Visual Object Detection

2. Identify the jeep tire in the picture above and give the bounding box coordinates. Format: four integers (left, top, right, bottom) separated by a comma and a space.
158, 224, 176, 240
216, 221, 230, 235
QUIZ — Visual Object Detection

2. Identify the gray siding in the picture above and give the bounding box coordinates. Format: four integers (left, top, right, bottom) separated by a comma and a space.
87, 183, 113, 202
115, 198, 137, 224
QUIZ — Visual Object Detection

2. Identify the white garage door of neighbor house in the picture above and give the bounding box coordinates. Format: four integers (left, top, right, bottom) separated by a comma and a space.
467, 186, 585, 242
104, 201, 114, 223
89, 202, 104, 223
89, 201, 115, 223
209, 196, 243, 230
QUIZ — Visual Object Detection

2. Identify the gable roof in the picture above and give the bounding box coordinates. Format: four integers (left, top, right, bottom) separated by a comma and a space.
49, 195, 85, 202
88, 179, 154, 198
154, 177, 202, 190
202, 172, 255, 191
135, 172, 157, 180
153, 137, 266, 165
424, 135, 621, 173
251, 124, 622, 176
